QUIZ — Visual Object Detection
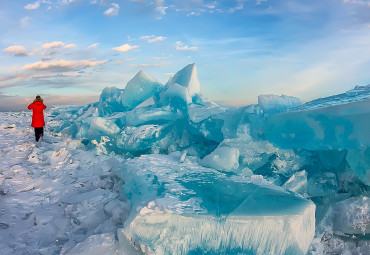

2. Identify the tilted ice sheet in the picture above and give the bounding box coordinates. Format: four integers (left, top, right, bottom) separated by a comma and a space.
283, 170, 307, 195
187, 97, 229, 123
121, 70, 163, 110
293, 84, 370, 111
307, 172, 338, 197
201, 146, 240, 172
166, 63, 200, 97
265, 85, 370, 150
346, 147, 370, 185
98, 87, 124, 116
160, 83, 192, 105
116, 124, 175, 154
125, 106, 179, 126
114, 154, 316, 255
265, 98, 370, 150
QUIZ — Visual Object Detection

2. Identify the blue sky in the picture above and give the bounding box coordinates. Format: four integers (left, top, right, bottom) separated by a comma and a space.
1, 0, 370, 111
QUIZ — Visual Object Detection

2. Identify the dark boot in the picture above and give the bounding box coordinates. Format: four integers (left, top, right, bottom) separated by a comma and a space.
35, 127, 44, 142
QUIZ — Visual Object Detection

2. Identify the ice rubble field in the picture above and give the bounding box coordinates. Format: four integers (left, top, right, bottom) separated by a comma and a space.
0, 64, 370, 254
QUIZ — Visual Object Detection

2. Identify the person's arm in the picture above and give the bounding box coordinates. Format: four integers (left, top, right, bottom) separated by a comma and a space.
43, 103, 47, 110
27, 103, 33, 110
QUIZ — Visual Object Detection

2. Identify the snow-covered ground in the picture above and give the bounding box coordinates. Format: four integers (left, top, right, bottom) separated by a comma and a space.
0, 111, 134, 255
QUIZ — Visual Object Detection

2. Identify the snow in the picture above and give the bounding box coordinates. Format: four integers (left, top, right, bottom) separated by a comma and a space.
65, 233, 119, 255
2, 64, 370, 254
0, 112, 132, 255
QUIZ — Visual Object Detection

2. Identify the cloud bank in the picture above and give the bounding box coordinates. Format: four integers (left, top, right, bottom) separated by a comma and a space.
3, 46, 31, 56
22, 59, 107, 72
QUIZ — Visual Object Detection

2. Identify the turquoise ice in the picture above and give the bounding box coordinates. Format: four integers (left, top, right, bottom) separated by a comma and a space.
48, 65, 370, 254
115, 155, 316, 255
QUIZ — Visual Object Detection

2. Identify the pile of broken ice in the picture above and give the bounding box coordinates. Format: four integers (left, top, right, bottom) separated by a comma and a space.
50, 64, 370, 254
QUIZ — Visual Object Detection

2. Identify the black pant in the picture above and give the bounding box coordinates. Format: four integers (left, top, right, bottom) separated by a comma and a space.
35, 127, 44, 142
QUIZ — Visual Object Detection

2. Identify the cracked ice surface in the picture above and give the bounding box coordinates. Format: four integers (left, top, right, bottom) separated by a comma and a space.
0, 112, 131, 255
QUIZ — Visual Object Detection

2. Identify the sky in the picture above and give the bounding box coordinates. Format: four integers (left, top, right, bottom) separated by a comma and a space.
1, 0, 370, 111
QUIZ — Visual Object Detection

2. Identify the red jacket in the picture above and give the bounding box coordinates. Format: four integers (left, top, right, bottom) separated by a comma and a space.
28, 101, 47, 127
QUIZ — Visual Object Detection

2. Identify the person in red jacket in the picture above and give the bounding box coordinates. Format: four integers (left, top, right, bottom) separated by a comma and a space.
28, 95, 47, 142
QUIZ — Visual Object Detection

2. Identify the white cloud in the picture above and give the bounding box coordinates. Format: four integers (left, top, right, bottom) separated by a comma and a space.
20, 17, 31, 28
24, 0, 77, 10
187, 11, 201, 16
61, 0, 76, 5
65, 44, 76, 48
24, 1, 40, 10
0, 74, 28, 83
104, 3, 120, 16
88, 43, 100, 49
3, 42, 78, 58
148, 36, 166, 43
154, 0, 168, 18
40, 41, 65, 49
175, 41, 199, 51
41, 57, 53, 61
140, 35, 167, 43
343, 0, 370, 6
112, 44, 139, 52
89, 0, 108, 4
32, 41, 76, 55
22, 59, 107, 71
31, 72, 82, 79
205, 2, 217, 9
256, 0, 267, 5
151, 56, 167, 60
3, 46, 31, 57
229, 4, 244, 13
